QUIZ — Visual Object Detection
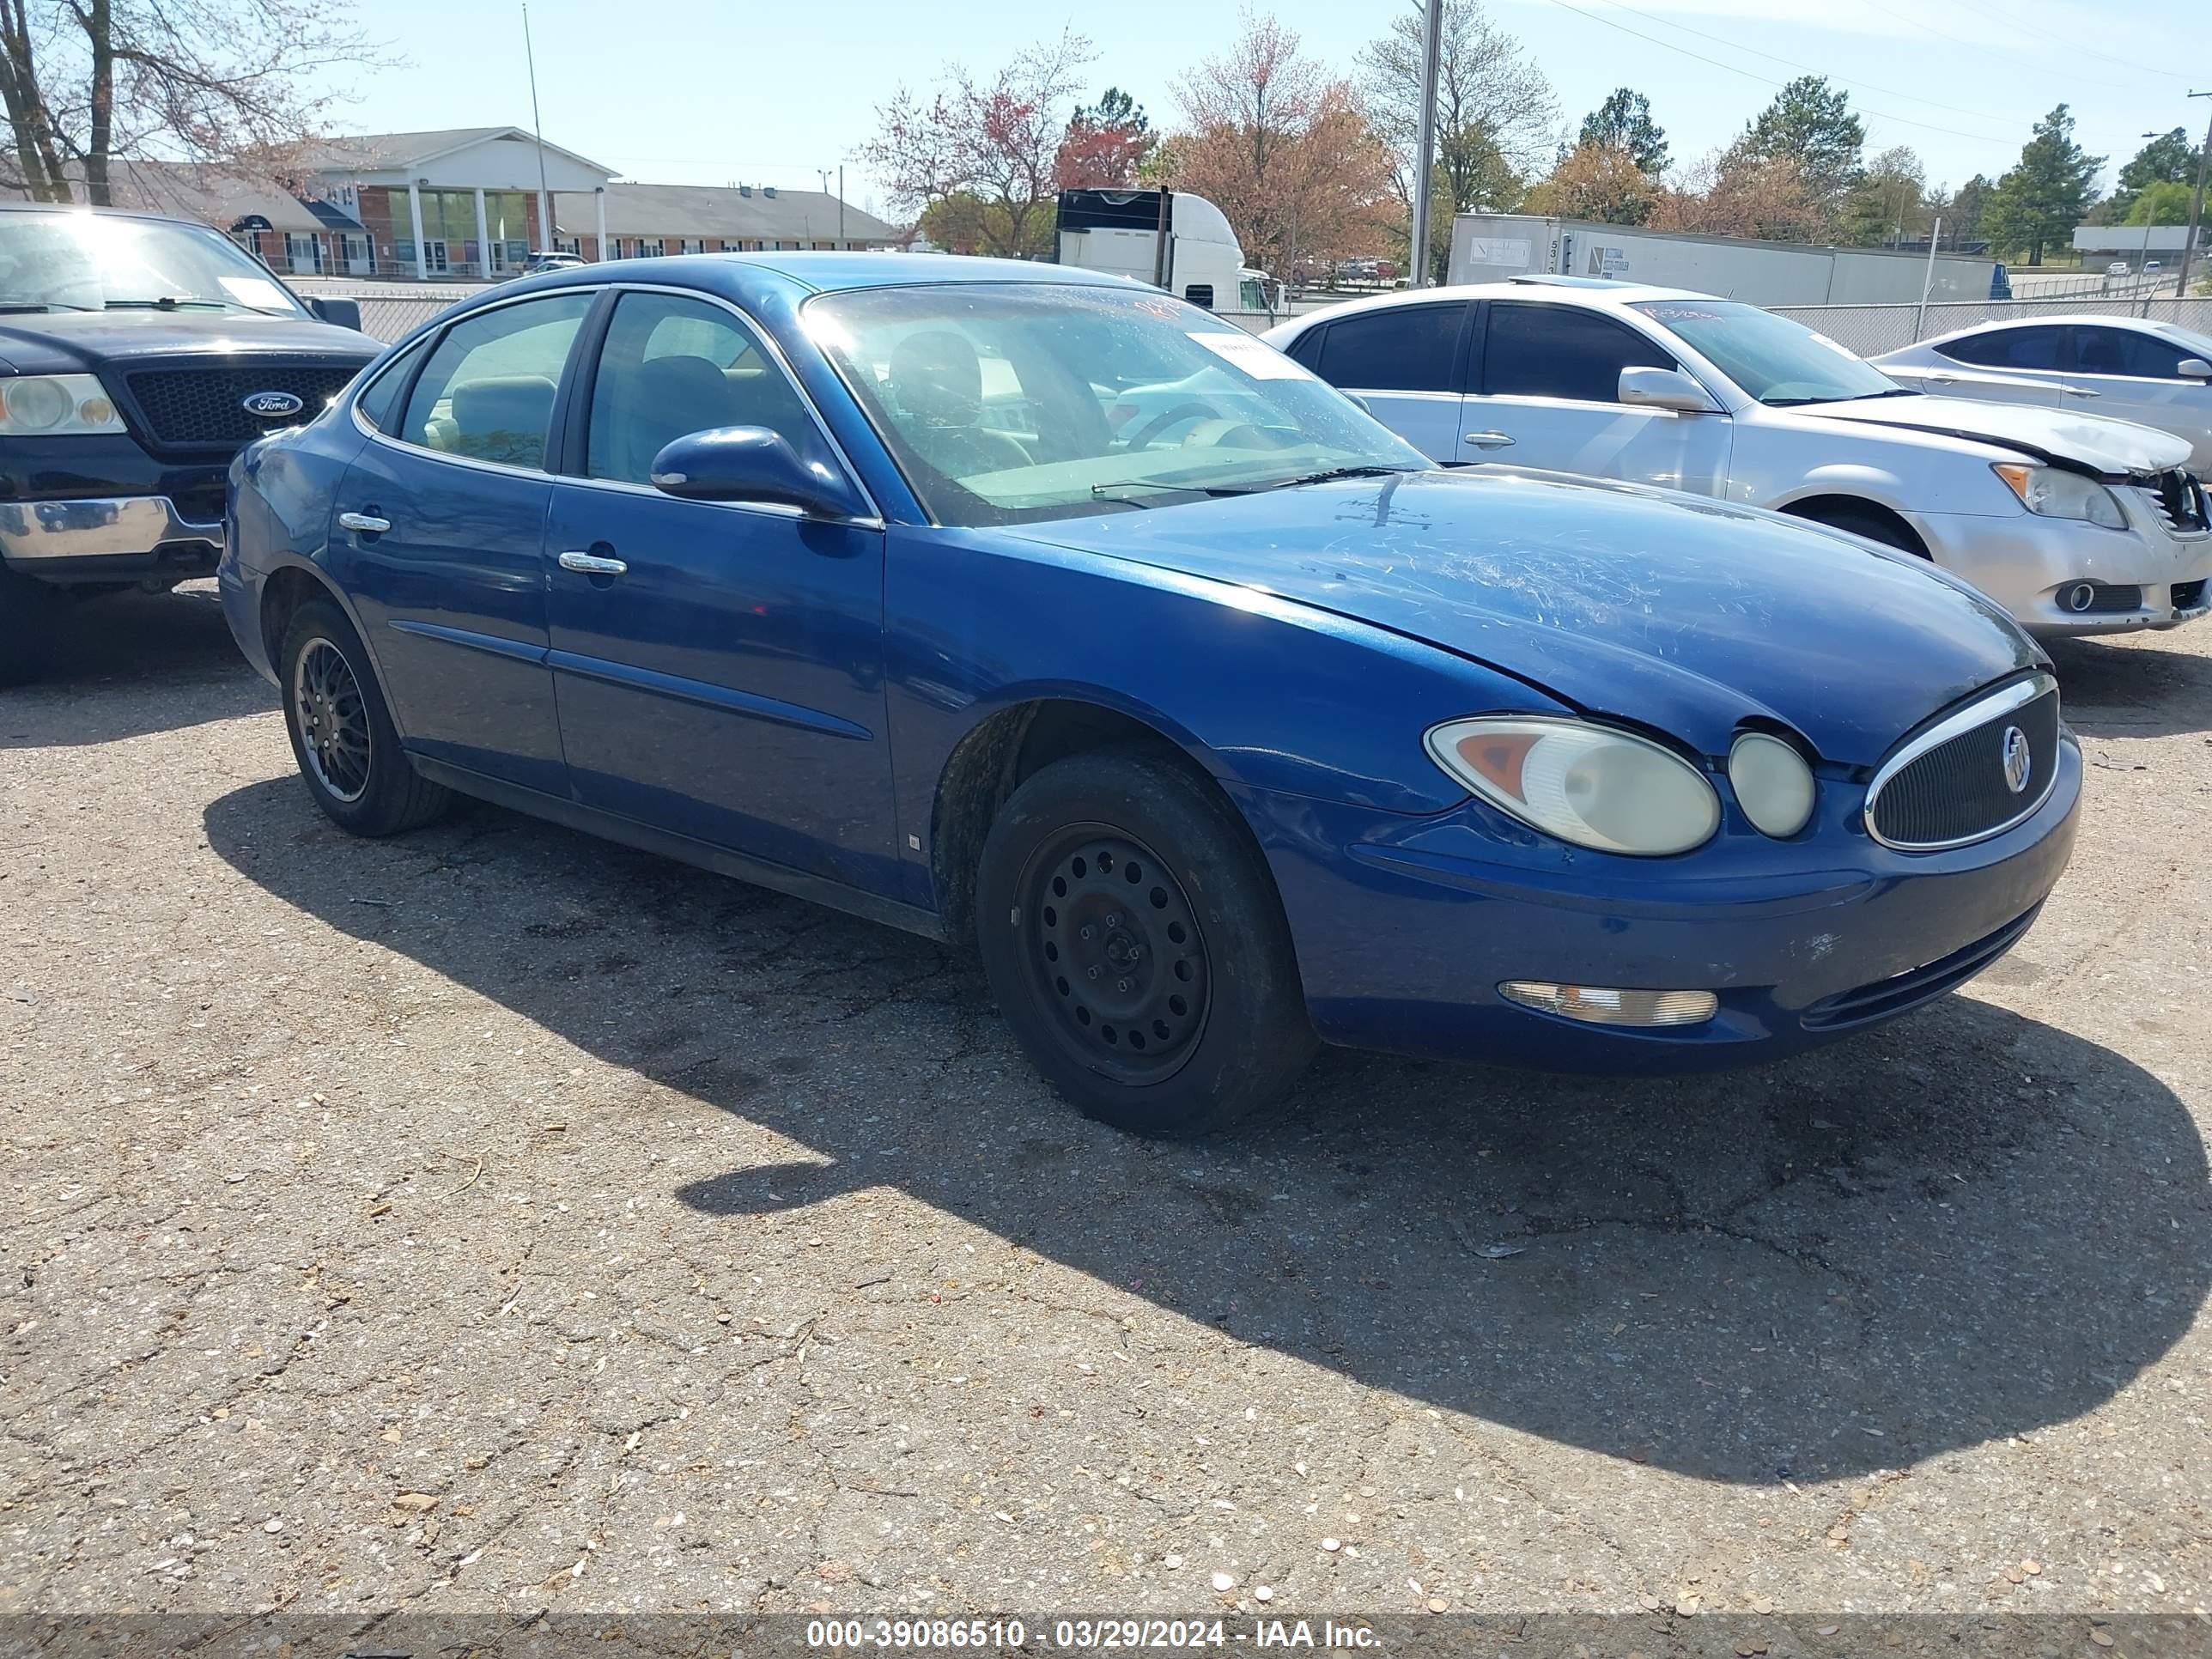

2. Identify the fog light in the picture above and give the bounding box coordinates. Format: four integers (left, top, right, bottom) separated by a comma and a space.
1499, 981, 1719, 1027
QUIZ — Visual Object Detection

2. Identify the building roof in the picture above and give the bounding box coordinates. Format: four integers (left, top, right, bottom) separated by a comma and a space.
0, 159, 325, 233
572, 182, 899, 243
301, 126, 613, 179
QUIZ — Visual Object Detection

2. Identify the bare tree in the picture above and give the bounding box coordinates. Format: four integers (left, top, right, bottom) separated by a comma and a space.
1358, 0, 1554, 212
1, 0, 388, 204
1168, 11, 1395, 277
860, 28, 1094, 259
1652, 141, 1821, 242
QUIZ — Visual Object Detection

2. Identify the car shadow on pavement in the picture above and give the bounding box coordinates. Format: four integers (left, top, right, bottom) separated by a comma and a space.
204, 781, 2210, 1489
0, 582, 269, 747
2044, 634, 2212, 740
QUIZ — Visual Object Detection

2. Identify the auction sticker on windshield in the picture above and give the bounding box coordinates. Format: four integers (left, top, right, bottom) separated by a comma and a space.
1188, 330, 1312, 380
218, 275, 291, 310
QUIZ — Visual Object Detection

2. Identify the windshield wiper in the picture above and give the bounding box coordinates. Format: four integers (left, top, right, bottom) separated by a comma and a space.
1848, 386, 1923, 400
0, 300, 91, 313
105, 296, 231, 312
1209, 465, 1415, 495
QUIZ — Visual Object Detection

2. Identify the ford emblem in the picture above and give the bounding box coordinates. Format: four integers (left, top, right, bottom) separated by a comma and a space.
2001, 726, 2031, 794
242, 390, 305, 419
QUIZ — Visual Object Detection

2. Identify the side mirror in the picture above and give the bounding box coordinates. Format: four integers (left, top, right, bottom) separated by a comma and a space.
1619, 365, 1722, 413
2178, 357, 2212, 381
649, 425, 860, 518
307, 295, 362, 331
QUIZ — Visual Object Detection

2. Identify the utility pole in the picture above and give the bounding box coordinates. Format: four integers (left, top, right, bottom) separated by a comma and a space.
2176, 90, 2212, 299
523, 3, 553, 252
1407, 0, 1444, 288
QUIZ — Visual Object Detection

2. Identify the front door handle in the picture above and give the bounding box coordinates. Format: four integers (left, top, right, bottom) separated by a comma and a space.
2062, 386, 2101, 398
1462, 429, 1516, 449
337, 511, 390, 534
558, 550, 629, 576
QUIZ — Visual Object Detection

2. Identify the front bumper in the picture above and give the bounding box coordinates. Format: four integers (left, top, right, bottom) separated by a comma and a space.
1917, 496, 2212, 636
0, 493, 223, 581
1241, 734, 2081, 1071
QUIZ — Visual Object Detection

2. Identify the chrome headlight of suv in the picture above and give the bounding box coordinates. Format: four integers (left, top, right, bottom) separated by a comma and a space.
0, 374, 125, 436
1992, 463, 2126, 531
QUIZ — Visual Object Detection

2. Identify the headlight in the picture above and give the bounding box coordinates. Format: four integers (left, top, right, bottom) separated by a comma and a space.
1425, 716, 1720, 856
1728, 732, 1817, 838
0, 374, 125, 435
1991, 463, 2125, 530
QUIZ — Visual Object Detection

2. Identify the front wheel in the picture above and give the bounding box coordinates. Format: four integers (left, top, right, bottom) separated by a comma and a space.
976, 747, 1316, 1138
278, 597, 451, 836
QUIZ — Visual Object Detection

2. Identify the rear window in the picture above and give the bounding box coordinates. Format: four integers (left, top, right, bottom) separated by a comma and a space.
1315, 304, 1464, 393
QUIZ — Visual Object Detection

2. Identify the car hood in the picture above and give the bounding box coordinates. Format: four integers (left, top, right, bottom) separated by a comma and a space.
1790, 392, 2189, 477
999, 468, 2039, 767
0, 308, 377, 375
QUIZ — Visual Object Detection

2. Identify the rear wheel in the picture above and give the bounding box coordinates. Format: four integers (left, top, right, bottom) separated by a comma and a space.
278, 597, 451, 836
976, 747, 1316, 1138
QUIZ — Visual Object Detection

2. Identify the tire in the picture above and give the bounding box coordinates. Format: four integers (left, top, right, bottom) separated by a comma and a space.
1802, 505, 1925, 556
975, 746, 1316, 1138
277, 597, 452, 836
0, 568, 62, 688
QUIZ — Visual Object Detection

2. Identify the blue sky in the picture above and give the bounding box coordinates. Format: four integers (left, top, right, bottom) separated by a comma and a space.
337, 0, 2206, 213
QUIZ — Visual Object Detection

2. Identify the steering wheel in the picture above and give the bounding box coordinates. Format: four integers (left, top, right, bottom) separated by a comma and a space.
1124, 400, 1224, 452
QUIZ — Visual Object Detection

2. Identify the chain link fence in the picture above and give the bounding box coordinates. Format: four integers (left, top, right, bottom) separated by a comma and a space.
1771, 296, 2212, 358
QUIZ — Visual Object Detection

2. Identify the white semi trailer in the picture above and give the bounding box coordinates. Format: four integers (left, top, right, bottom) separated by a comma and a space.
1054, 188, 1283, 325
1446, 213, 2008, 304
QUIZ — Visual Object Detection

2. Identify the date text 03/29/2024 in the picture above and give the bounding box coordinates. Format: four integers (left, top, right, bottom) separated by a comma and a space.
804, 1620, 1383, 1650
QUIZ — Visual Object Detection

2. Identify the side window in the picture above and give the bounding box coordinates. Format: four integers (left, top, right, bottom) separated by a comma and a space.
1315, 303, 1464, 393
2067, 325, 2189, 380
1285, 325, 1328, 373
1183, 283, 1215, 309
398, 291, 593, 468
1936, 325, 2068, 373
1481, 302, 1674, 403
355, 338, 430, 433
586, 290, 826, 486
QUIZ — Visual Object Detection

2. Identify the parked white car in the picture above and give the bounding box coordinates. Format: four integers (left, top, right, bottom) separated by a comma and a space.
2107, 261, 2132, 277
1873, 314, 2212, 470
1263, 278, 2211, 635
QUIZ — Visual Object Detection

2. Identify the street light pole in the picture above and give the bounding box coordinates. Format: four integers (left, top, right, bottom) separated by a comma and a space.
2175, 91, 2212, 299
1407, 0, 1444, 288
523, 2, 554, 252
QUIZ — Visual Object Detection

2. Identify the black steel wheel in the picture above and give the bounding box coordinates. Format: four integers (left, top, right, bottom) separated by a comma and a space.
977, 745, 1316, 1138
277, 597, 452, 837
1022, 827, 1211, 1083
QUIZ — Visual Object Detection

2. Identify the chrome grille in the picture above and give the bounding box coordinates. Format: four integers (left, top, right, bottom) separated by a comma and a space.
1865, 675, 2061, 852
2138, 469, 2209, 535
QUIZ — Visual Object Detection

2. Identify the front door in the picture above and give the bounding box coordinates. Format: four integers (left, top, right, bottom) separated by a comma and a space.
1461, 300, 1732, 495
1906, 325, 2070, 409
2058, 324, 2212, 470
334, 288, 595, 796
544, 289, 896, 890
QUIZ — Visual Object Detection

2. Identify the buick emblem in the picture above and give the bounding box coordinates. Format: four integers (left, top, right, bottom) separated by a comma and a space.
2001, 726, 2032, 794
242, 389, 305, 419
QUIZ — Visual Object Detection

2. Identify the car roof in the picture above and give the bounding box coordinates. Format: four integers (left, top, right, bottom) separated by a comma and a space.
1269, 278, 1711, 334
0, 199, 207, 230
707, 250, 1135, 294
1926, 313, 2172, 342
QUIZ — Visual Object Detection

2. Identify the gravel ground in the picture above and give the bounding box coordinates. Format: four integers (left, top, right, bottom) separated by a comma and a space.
0, 584, 2206, 1625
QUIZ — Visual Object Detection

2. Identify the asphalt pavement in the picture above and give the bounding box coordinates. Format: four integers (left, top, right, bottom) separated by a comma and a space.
0, 585, 2206, 1626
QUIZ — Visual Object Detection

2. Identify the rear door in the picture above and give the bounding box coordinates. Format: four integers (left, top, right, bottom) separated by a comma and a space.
1300, 301, 1471, 461
333, 289, 596, 796
1462, 300, 1730, 495
2056, 325, 2212, 467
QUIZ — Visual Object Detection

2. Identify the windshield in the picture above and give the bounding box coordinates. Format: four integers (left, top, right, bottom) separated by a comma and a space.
1632, 298, 1905, 405
804, 283, 1425, 526
2151, 321, 2212, 362
0, 211, 307, 315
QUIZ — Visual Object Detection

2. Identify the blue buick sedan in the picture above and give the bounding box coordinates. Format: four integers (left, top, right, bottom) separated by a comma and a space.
221, 254, 2080, 1136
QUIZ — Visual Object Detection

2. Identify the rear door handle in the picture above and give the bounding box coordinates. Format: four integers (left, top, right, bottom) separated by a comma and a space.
2062, 386, 2101, 398
558, 550, 629, 576
1462, 430, 1516, 449
337, 511, 390, 534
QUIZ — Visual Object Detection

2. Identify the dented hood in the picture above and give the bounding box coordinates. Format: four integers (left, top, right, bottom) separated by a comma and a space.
1000, 468, 2041, 767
